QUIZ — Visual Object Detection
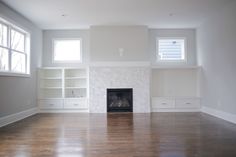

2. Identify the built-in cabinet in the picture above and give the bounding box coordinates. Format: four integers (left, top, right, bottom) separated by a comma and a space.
151, 67, 201, 112
152, 97, 200, 112
38, 66, 201, 113
38, 68, 89, 112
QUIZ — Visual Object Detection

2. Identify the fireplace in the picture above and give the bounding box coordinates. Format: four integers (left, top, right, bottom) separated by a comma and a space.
107, 88, 133, 112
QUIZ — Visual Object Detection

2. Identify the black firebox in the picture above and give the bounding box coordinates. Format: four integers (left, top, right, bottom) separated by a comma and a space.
107, 88, 133, 112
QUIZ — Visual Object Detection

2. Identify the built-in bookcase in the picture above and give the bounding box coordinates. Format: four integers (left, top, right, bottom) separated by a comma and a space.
64, 69, 87, 98
39, 69, 63, 99
38, 67, 89, 112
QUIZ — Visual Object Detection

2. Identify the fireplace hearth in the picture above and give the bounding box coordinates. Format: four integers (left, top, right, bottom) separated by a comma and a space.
107, 88, 133, 112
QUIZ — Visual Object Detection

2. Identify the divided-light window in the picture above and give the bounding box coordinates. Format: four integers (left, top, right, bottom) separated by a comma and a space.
157, 38, 186, 61
53, 39, 81, 62
0, 18, 30, 75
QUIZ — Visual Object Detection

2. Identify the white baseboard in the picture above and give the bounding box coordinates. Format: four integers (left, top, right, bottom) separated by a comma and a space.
152, 108, 200, 112
201, 106, 236, 124
0, 107, 38, 127
1, 106, 235, 127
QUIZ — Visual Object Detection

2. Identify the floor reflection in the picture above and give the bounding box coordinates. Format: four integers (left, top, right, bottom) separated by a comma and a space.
0, 113, 236, 157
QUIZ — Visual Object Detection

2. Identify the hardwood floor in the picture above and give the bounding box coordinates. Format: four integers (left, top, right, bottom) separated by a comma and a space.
1, 113, 236, 157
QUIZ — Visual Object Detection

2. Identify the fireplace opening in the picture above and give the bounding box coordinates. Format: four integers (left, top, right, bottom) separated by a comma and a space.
107, 88, 133, 112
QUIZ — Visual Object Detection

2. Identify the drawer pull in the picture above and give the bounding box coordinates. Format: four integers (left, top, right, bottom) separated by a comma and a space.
161, 103, 167, 105
49, 104, 54, 106
74, 104, 79, 106
185, 103, 191, 105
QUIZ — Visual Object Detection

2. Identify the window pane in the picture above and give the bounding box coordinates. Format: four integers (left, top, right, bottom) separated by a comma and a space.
158, 39, 185, 61
11, 51, 26, 73
0, 23, 8, 47
11, 29, 25, 52
54, 40, 81, 61
0, 47, 9, 71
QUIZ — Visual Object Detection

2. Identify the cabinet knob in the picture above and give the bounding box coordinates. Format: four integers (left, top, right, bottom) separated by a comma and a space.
185, 102, 191, 105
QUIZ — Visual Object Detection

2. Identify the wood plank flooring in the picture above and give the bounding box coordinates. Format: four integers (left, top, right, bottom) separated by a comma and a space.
1, 113, 236, 157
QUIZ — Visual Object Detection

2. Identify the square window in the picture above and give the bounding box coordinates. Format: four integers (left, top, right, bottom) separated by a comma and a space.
53, 39, 81, 62
157, 38, 186, 61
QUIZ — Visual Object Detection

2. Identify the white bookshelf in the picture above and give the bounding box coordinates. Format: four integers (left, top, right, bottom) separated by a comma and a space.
38, 67, 89, 112
38, 68, 63, 99
64, 69, 88, 99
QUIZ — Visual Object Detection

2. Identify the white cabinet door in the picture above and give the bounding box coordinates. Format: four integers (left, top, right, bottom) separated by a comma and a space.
64, 99, 88, 109
39, 99, 64, 109
152, 98, 175, 109
175, 98, 200, 109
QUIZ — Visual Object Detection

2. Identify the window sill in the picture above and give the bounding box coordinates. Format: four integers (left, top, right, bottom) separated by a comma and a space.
0, 72, 31, 78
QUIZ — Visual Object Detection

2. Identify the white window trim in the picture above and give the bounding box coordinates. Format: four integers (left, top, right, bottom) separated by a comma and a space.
156, 37, 187, 63
0, 17, 31, 77
0, 71, 31, 77
52, 38, 83, 64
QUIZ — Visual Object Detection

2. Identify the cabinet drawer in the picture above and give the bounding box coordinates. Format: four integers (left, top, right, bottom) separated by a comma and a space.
175, 98, 200, 109
39, 99, 63, 109
152, 98, 175, 109
64, 99, 88, 109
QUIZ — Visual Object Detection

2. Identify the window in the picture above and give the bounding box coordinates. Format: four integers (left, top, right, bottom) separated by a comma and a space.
157, 38, 186, 61
0, 18, 30, 75
53, 39, 81, 62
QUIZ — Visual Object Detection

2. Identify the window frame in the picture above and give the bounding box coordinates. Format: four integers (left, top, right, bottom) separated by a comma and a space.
0, 17, 30, 77
52, 38, 82, 63
156, 37, 187, 63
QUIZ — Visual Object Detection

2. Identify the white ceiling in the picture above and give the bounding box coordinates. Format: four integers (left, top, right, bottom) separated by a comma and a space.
1, 0, 232, 29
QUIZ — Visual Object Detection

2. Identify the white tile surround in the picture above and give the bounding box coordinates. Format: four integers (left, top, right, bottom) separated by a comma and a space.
89, 67, 151, 113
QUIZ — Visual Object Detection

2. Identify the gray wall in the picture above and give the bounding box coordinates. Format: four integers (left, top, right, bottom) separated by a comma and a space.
90, 26, 149, 62
0, 2, 42, 117
42, 30, 90, 67
149, 29, 196, 66
197, 1, 236, 114
43, 27, 197, 65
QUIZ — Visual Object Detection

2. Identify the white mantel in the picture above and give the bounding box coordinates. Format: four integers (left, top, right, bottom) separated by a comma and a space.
89, 67, 151, 113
